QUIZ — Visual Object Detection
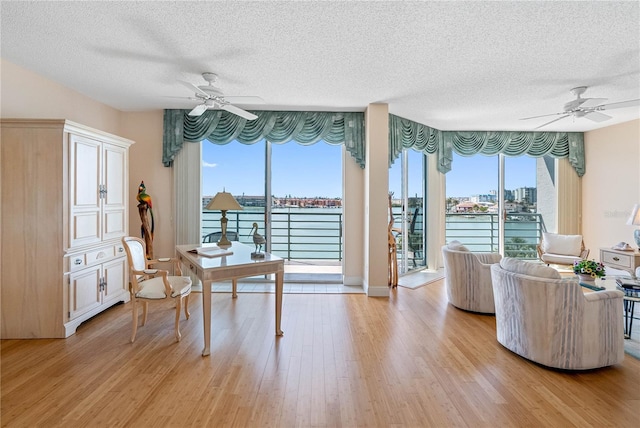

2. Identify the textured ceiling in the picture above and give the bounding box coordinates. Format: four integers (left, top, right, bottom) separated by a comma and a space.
2, 1, 639, 132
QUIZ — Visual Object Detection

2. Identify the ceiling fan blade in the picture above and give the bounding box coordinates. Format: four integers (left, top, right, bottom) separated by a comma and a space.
520, 112, 564, 120
584, 111, 611, 122
599, 99, 640, 110
579, 98, 608, 108
178, 80, 210, 98
188, 104, 208, 116
221, 104, 258, 120
534, 114, 570, 129
223, 96, 266, 105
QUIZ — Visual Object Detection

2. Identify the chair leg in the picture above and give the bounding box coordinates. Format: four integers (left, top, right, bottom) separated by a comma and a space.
184, 294, 190, 319
141, 301, 148, 326
131, 300, 139, 343
174, 297, 182, 342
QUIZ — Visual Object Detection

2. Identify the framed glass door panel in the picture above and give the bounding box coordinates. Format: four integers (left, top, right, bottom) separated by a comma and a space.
202, 140, 266, 245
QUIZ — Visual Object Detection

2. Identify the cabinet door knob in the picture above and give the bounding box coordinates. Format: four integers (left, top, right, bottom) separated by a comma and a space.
74, 258, 83, 265
613, 256, 620, 261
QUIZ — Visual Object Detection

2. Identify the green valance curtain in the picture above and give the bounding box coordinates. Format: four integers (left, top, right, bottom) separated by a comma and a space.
388, 114, 585, 176
163, 110, 366, 168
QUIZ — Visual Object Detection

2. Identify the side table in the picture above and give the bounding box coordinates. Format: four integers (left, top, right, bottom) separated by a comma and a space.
599, 247, 640, 278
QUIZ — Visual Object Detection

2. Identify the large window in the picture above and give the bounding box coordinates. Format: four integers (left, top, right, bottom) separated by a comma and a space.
445, 153, 551, 258
202, 139, 343, 276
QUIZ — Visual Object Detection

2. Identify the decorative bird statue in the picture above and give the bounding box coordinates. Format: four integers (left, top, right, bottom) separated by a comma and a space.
136, 181, 154, 240
249, 222, 266, 254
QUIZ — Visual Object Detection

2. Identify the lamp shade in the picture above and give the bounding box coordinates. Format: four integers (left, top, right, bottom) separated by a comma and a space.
626, 204, 640, 226
206, 191, 243, 211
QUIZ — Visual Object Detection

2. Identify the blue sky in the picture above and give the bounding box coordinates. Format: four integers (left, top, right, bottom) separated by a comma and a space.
202, 141, 536, 198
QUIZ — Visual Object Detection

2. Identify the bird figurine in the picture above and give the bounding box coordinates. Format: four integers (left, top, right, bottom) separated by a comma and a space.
136, 181, 154, 240
249, 222, 266, 255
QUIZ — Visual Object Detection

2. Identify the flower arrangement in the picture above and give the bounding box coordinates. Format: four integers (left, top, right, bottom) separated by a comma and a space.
573, 259, 606, 279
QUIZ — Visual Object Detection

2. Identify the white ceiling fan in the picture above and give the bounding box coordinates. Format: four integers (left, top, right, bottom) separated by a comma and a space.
178, 72, 264, 120
521, 86, 640, 129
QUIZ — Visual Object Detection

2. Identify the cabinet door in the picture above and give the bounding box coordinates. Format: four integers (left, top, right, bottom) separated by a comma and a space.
69, 264, 102, 320
102, 257, 128, 305
69, 134, 101, 247
102, 143, 128, 241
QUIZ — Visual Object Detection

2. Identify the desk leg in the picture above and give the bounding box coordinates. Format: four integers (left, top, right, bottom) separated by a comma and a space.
202, 280, 212, 356
275, 270, 284, 336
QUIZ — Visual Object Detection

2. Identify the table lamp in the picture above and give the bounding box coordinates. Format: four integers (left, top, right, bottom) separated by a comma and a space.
626, 204, 640, 248
205, 190, 243, 247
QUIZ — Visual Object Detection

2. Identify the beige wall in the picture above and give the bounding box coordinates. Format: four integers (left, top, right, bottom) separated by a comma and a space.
1, 59, 173, 257
120, 112, 173, 257
582, 119, 640, 253
1, 59, 122, 134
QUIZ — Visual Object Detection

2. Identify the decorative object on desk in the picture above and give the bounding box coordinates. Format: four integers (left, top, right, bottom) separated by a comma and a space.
136, 181, 154, 259
626, 204, 640, 248
573, 259, 605, 281
249, 222, 266, 258
187, 246, 233, 258
205, 189, 243, 247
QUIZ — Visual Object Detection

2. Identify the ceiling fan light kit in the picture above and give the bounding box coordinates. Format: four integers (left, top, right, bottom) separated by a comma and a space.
520, 86, 640, 129
178, 72, 262, 121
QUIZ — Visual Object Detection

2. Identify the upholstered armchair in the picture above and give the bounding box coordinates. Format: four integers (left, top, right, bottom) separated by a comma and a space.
537, 232, 589, 266
442, 241, 502, 313
491, 258, 624, 370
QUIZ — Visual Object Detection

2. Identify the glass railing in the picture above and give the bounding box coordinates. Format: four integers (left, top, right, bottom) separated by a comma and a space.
202, 210, 544, 262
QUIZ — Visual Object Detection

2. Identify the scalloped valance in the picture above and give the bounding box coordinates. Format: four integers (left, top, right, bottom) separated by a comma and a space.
163, 109, 365, 168
388, 114, 585, 176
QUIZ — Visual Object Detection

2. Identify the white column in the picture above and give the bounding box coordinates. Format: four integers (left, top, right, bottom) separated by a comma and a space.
363, 104, 390, 297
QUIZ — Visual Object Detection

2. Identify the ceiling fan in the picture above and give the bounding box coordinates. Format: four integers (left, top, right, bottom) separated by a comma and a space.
178, 72, 264, 120
520, 86, 640, 129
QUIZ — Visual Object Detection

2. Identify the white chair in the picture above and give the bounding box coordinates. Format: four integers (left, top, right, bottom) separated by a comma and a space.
121, 236, 192, 343
442, 241, 502, 313
491, 257, 624, 370
537, 232, 589, 266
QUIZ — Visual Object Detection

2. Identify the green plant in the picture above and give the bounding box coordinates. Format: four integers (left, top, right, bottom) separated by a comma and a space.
573, 259, 605, 278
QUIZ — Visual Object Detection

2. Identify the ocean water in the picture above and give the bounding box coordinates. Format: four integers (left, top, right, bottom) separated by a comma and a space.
202, 208, 541, 260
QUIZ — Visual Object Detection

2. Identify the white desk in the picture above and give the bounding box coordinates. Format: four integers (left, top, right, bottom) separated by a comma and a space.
176, 242, 284, 356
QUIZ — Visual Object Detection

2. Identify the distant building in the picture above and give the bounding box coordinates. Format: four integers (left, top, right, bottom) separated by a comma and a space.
514, 187, 537, 205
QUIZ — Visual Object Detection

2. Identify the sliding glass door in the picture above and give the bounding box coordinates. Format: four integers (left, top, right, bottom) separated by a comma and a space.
389, 149, 426, 275
202, 139, 343, 277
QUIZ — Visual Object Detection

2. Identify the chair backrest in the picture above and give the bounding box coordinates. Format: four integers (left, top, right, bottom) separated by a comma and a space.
122, 236, 147, 272
202, 231, 239, 243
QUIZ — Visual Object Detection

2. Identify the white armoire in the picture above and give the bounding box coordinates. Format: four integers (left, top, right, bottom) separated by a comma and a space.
1, 119, 134, 338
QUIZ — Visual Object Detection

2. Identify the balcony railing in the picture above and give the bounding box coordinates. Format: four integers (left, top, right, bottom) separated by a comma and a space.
446, 212, 544, 259
202, 210, 544, 262
203, 210, 343, 261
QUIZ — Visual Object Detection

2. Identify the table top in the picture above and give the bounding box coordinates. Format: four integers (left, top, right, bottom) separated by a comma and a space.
583, 277, 640, 301
176, 241, 283, 270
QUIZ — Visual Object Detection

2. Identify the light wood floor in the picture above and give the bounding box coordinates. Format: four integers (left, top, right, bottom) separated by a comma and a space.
2, 279, 639, 427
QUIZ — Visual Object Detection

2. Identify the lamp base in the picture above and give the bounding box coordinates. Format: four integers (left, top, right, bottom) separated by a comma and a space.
634, 229, 640, 248
217, 236, 232, 248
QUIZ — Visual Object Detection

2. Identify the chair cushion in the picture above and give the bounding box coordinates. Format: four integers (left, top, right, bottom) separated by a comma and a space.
541, 253, 583, 266
541, 232, 582, 257
447, 240, 469, 252
136, 277, 169, 299
135, 276, 192, 299
500, 257, 561, 279
168, 276, 192, 297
